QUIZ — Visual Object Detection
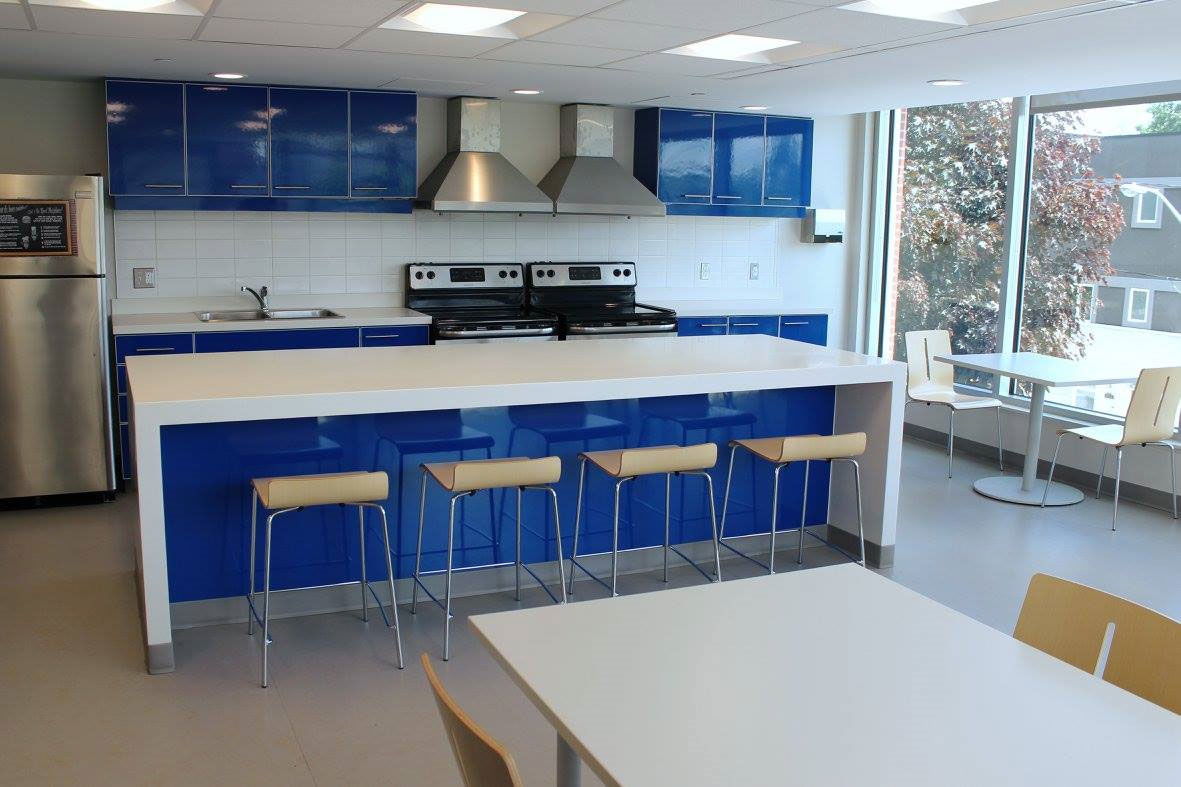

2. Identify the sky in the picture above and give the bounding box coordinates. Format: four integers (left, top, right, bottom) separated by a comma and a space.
1068, 103, 1154, 136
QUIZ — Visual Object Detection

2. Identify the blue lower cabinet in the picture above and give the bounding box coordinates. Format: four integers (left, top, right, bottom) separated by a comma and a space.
195, 328, 360, 353
115, 332, 194, 364
119, 425, 133, 480
778, 315, 828, 346
727, 316, 778, 336
117, 394, 128, 423
678, 316, 730, 336
360, 325, 428, 346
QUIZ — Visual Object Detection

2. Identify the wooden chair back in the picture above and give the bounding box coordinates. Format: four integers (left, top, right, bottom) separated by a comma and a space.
1014, 573, 1181, 714
421, 653, 524, 787
903, 330, 955, 396
1121, 366, 1181, 445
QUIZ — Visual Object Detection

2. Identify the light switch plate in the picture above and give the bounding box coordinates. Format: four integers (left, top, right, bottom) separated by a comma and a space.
749, 262, 760, 280
698, 262, 711, 281
132, 267, 156, 289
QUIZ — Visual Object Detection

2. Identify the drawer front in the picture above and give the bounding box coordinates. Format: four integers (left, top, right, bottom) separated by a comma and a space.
727, 315, 778, 336
117, 394, 128, 424
115, 333, 194, 364
778, 315, 828, 346
116, 365, 128, 394
119, 424, 133, 481
677, 316, 729, 336
360, 325, 428, 347
194, 328, 360, 353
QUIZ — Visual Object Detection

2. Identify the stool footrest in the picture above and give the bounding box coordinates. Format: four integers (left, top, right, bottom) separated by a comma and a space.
569, 541, 718, 592
719, 523, 863, 569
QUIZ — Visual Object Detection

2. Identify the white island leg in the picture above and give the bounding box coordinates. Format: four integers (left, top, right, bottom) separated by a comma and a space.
973, 383, 1083, 506
557, 732, 581, 787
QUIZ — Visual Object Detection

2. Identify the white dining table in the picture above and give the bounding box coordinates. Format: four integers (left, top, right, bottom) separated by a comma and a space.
934, 351, 1139, 505
470, 564, 1181, 787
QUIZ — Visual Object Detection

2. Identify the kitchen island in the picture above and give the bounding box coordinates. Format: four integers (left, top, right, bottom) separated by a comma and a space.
126, 335, 905, 673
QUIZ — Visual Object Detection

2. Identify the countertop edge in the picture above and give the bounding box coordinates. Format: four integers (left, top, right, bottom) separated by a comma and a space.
111, 308, 432, 335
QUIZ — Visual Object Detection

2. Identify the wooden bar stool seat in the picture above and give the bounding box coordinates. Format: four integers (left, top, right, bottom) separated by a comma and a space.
412, 456, 566, 660
246, 470, 403, 688
568, 443, 722, 597
719, 432, 867, 574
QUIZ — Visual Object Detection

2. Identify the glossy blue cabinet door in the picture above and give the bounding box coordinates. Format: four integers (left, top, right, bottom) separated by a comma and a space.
778, 315, 827, 346
712, 113, 765, 205
764, 116, 813, 207
677, 316, 730, 336
350, 91, 417, 199
657, 110, 713, 204
360, 325, 428, 346
106, 81, 185, 196
269, 88, 348, 197
185, 84, 269, 196
727, 316, 778, 336
195, 328, 360, 353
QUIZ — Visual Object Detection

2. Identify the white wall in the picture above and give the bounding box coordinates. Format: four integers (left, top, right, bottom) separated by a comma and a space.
0, 78, 865, 349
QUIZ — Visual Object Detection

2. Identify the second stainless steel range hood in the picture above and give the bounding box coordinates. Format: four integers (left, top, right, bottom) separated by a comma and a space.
417, 96, 553, 214
539, 104, 666, 217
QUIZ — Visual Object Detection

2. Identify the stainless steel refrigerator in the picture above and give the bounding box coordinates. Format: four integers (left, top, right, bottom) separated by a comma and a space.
0, 174, 116, 499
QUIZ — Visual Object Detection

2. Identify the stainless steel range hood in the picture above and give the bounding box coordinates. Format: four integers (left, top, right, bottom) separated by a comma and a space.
416, 96, 553, 214
538, 104, 666, 217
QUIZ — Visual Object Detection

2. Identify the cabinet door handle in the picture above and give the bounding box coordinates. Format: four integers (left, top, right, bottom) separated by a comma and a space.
144, 184, 183, 188
353, 187, 388, 191
131, 347, 176, 353
766, 196, 795, 201
781, 320, 808, 326
730, 322, 761, 327
230, 184, 267, 189
364, 333, 401, 339
715, 195, 742, 200
274, 185, 310, 190
682, 194, 710, 199
698, 322, 728, 328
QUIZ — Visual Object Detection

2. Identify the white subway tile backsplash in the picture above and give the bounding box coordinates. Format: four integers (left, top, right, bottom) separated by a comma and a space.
113, 209, 791, 302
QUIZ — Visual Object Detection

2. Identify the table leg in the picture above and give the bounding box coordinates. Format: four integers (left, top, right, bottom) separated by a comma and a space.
557, 732, 581, 787
972, 382, 1084, 506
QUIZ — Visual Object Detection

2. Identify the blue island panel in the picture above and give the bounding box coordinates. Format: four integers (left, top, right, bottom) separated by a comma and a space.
159, 386, 835, 602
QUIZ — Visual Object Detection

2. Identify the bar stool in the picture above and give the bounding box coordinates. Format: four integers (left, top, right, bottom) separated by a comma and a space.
246, 471, 403, 688
567, 443, 722, 597
412, 456, 566, 661
719, 432, 867, 573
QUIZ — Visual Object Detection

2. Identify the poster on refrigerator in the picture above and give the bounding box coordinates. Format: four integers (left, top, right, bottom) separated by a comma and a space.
0, 200, 75, 256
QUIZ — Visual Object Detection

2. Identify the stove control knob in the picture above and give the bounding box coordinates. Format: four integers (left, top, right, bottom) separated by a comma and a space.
547, 269, 556, 278
426, 271, 436, 280
499, 270, 508, 278
414, 271, 424, 280
623, 269, 632, 277
613, 268, 622, 277
509, 270, 519, 278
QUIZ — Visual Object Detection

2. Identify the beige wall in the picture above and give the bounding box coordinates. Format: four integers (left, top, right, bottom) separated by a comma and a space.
0, 78, 106, 177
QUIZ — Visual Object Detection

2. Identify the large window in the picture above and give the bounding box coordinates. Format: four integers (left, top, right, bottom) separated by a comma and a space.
880, 99, 1013, 389
1018, 100, 1181, 416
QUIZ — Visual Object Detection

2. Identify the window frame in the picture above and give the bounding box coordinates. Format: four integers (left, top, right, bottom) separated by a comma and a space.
1131, 191, 1164, 229
1125, 287, 1151, 324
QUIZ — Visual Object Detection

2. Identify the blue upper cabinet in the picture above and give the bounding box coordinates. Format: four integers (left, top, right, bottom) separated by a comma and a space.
186, 84, 269, 196
105, 80, 185, 196
634, 107, 812, 217
764, 116, 813, 208
712, 113, 765, 206
350, 91, 417, 199
269, 88, 349, 197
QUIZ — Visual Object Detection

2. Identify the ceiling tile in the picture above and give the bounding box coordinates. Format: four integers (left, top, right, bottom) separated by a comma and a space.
213, 0, 401, 27
349, 28, 509, 57
529, 17, 705, 50
478, 39, 639, 66
740, 7, 957, 47
600, 52, 748, 77
199, 18, 363, 48
30, 7, 202, 38
390, 77, 491, 94
594, 0, 813, 32
0, 3, 29, 31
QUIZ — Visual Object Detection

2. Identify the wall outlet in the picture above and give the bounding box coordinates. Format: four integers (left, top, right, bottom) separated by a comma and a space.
749, 262, 760, 280
132, 267, 156, 289
698, 262, 711, 281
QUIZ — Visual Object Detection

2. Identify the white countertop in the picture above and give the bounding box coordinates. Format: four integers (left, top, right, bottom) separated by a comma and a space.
125, 335, 903, 426
471, 563, 1181, 787
658, 299, 831, 318
111, 306, 431, 335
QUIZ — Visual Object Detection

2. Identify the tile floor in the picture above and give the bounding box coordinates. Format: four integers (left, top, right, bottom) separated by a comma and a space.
1, 439, 1178, 786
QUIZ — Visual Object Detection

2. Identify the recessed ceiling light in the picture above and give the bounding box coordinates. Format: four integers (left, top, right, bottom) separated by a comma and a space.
153, 58, 173, 63
82, 0, 171, 10
512, 89, 542, 95
402, 2, 525, 35
841, 0, 992, 22
928, 78, 965, 87
742, 105, 769, 111
210, 72, 247, 80
666, 33, 797, 61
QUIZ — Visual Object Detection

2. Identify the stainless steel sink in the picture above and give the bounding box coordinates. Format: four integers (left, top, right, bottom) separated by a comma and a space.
196, 308, 343, 322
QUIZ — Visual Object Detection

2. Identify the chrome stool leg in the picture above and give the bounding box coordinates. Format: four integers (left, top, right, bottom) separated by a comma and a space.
568, 457, 587, 596
367, 502, 405, 669
769, 463, 784, 574
247, 487, 258, 635
260, 506, 298, 688
357, 505, 368, 623
545, 486, 569, 603
798, 459, 811, 566
442, 494, 461, 660
852, 459, 866, 566
718, 443, 739, 550
610, 477, 628, 597
662, 473, 672, 583
515, 486, 523, 602
411, 468, 428, 614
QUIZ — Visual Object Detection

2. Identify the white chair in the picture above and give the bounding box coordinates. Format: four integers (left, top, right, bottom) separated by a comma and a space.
1043, 366, 1181, 530
904, 330, 1003, 478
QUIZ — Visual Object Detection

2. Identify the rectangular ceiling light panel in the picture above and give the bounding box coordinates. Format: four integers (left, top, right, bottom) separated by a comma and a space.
665, 33, 797, 61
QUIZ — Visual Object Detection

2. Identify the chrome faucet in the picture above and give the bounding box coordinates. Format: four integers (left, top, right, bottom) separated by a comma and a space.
241, 285, 269, 310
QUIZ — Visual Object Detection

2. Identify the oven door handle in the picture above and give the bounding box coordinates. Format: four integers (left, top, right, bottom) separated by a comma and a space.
566, 323, 678, 335
436, 326, 557, 339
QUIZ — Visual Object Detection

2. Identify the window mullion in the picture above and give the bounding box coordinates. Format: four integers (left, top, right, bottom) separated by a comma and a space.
994, 95, 1033, 397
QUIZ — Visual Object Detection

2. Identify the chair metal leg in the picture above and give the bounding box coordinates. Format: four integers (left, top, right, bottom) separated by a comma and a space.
662, 473, 671, 583
849, 459, 866, 567
703, 472, 722, 582
718, 444, 738, 547
546, 486, 568, 603
1096, 446, 1109, 500
259, 506, 297, 689
247, 487, 257, 635
515, 486, 523, 602
568, 457, 586, 596
1041, 433, 1064, 508
947, 406, 955, 479
769, 463, 783, 574
995, 406, 1004, 470
371, 502, 404, 669
358, 505, 368, 623
443, 494, 459, 661
798, 460, 810, 566
1169, 444, 1178, 520
411, 469, 428, 614
1112, 448, 1123, 532
610, 478, 625, 596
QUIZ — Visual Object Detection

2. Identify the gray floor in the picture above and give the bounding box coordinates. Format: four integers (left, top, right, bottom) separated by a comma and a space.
1, 438, 1178, 786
